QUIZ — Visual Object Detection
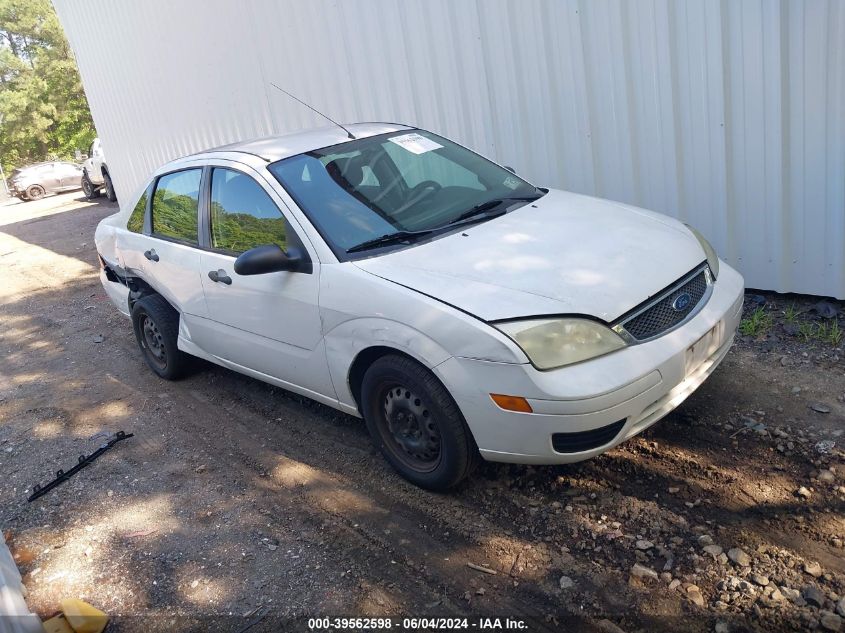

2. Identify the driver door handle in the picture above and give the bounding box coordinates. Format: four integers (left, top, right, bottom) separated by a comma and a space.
208, 269, 232, 285
144, 249, 159, 262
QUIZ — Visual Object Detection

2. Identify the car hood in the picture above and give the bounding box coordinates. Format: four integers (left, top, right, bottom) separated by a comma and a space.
353, 189, 706, 322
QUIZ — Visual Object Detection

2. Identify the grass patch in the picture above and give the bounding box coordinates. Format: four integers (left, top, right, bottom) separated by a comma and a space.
815, 319, 843, 345
794, 319, 843, 345
798, 321, 815, 342
739, 307, 773, 337
784, 303, 798, 323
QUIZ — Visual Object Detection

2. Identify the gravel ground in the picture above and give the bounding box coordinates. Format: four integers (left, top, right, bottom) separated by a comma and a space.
0, 192, 843, 632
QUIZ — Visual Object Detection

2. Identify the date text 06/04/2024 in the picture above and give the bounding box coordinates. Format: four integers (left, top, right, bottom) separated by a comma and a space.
307, 617, 528, 630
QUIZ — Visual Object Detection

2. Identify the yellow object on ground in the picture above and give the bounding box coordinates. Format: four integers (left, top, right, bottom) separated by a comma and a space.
41, 615, 74, 633
58, 599, 108, 633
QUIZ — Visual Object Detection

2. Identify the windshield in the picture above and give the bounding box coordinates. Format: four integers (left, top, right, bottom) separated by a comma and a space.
267, 130, 541, 257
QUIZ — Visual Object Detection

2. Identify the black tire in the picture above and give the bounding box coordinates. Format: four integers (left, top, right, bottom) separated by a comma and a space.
81, 171, 100, 199
103, 170, 117, 202
361, 354, 479, 490
131, 294, 191, 380
26, 184, 45, 201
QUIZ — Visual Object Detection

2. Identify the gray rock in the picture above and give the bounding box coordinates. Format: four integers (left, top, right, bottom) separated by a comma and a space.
687, 587, 705, 607
703, 544, 724, 558
818, 470, 836, 483
635, 539, 654, 550
714, 623, 729, 633
811, 403, 832, 414
804, 561, 823, 578
727, 548, 751, 567
820, 612, 842, 632
559, 575, 574, 590
803, 585, 825, 607
92, 334, 104, 343
781, 586, 807, 606
630, 563, 658, 581
668, 579, 681, 591
698, 535, 714, 547
814, 301, 840, 319
750, 573, 769, 587
837, 597, 845, 617
596, 620, 627, 633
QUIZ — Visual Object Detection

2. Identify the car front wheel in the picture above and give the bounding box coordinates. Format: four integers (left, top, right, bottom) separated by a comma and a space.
361, 354, 479, 490
131, 295, 191, 380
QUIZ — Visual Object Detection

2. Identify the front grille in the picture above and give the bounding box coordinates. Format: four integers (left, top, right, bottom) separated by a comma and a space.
552, 419, 626, 454
619, 267, 709, 341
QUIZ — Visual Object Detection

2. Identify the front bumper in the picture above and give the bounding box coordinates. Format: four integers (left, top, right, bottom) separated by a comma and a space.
434, 262, 745, 464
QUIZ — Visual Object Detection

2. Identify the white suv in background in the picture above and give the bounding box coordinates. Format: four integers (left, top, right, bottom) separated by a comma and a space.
95, 123, 744, 490
82, 137, 117, 202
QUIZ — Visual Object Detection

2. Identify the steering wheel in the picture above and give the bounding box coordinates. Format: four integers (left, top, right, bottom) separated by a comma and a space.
409, 180, 442, 200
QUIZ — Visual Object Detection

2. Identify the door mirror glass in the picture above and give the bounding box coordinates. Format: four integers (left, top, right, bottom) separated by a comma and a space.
234, 244, 300, 275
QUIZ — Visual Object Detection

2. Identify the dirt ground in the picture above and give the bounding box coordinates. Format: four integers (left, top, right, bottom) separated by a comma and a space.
1, 192, 843, 633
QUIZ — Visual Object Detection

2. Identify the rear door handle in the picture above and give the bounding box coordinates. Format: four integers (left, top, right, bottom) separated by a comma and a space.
208, 269, 232, 285
144, 249, 159, 262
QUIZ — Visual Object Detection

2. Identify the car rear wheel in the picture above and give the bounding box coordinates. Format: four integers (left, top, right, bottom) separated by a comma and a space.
131, 295, 191, 380
361, 354, 479, 490
103, 171, 117, 202
81, 172, 100, 199
25, 185, 45, 201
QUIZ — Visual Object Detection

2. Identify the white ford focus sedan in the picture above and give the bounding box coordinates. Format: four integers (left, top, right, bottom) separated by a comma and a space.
95, 123, 744, 489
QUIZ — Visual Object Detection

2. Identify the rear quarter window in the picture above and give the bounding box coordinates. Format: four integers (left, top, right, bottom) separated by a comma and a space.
127, 191, 147, 233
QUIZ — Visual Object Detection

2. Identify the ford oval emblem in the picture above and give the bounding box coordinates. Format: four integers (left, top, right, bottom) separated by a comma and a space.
672, 293, 692, 312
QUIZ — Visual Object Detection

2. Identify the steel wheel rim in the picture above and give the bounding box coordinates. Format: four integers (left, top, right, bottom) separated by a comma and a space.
28, 186, 44, 199
82, 178, 93, 197
377, 383, 441, 473
141, 315, 166, 369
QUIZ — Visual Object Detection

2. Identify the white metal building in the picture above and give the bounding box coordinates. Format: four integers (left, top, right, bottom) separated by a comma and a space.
54, 0, 844, 298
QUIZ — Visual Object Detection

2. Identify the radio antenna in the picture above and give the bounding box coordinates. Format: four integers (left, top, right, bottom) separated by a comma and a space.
269, 83, 355, 140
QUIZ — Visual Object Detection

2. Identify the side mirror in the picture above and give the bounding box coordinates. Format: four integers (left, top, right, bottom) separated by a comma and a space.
503, 165, 516, 174
234, 244, 302, 275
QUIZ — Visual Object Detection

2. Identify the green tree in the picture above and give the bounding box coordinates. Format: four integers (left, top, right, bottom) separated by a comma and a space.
0, 0, 94, 175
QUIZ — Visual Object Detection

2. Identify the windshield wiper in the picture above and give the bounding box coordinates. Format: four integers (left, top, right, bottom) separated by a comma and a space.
346, 195, 542, 253
346, 229, 434, 254
445, 195, 543, 227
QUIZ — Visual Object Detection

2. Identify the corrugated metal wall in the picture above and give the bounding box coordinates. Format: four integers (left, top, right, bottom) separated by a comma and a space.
54, 0, 845, 298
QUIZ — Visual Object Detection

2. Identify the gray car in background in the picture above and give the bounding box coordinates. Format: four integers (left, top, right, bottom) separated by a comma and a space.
9, 161, 83, 201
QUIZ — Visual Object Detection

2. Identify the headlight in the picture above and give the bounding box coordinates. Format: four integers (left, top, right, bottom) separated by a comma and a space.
494, 318, 626, 370
685, 225, 719, 279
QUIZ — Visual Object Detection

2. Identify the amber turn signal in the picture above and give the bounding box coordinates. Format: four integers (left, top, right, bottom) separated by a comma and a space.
489, 393, 533, 413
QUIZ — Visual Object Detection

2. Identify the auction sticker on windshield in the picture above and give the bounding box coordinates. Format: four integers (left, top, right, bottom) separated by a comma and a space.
389, 133, 443, 154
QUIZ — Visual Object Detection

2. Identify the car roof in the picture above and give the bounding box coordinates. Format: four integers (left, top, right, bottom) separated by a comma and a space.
195, 122, 413, 163
19, 161, 77, 169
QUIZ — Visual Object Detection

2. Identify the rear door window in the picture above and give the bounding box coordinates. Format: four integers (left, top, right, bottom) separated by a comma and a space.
151, 169, 201, 244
